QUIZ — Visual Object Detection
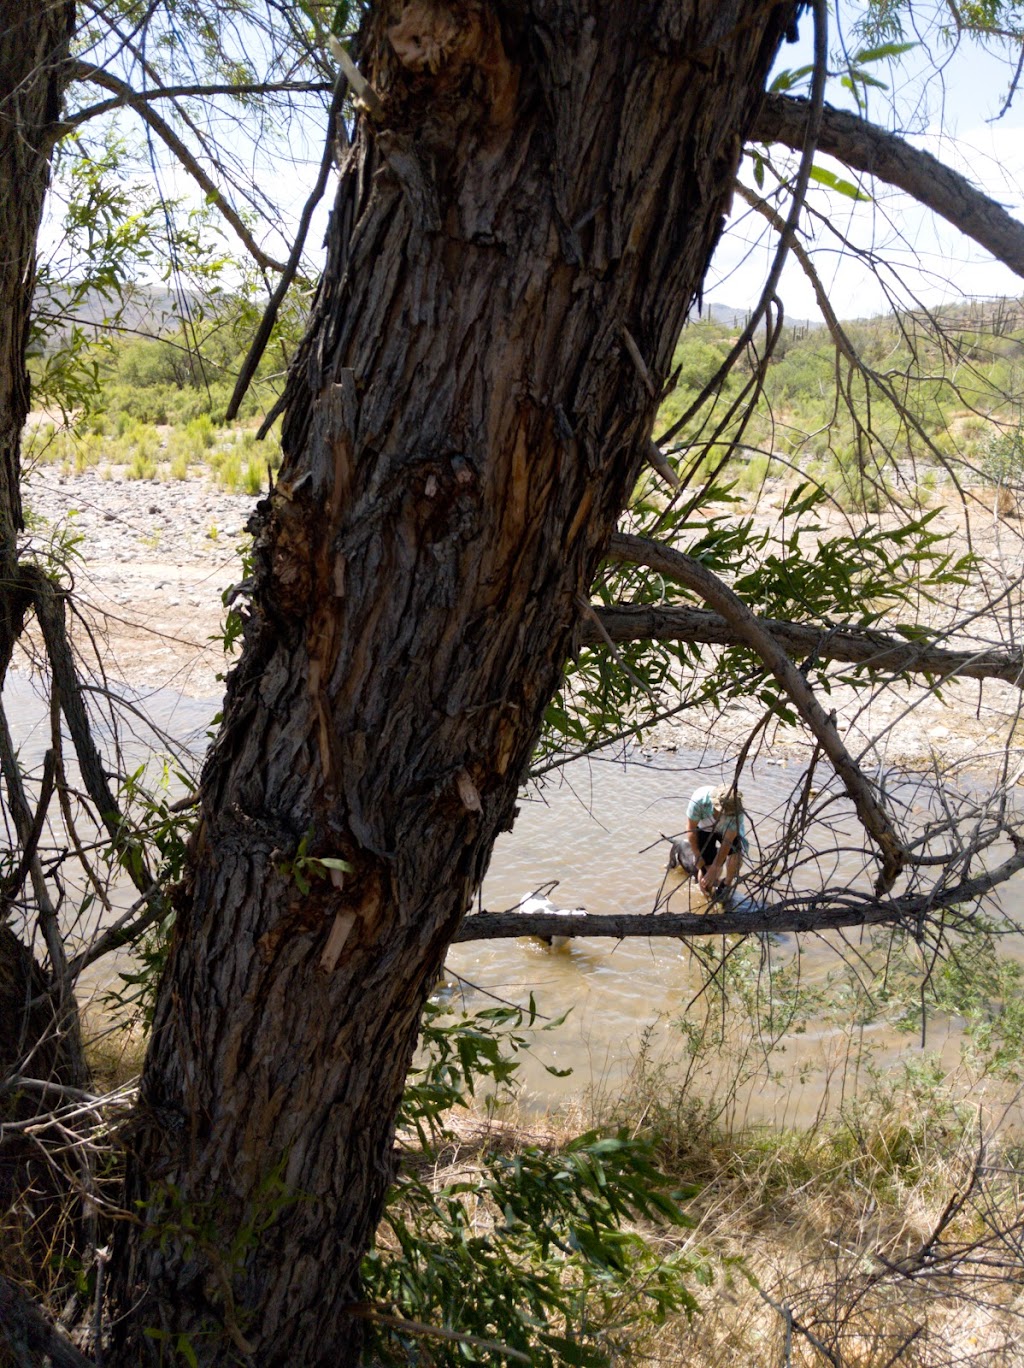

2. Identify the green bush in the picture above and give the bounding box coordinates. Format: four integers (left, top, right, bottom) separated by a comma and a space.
980, 427, 1024, 485
363, 1000, 702, 1367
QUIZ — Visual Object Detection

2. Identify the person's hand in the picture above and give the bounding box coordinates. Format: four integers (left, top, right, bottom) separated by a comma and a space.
700, 862, 721, 893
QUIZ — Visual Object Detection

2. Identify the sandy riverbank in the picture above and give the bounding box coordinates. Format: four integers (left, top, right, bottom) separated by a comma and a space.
17, 464, 1024, 771
21, 465, 252, 701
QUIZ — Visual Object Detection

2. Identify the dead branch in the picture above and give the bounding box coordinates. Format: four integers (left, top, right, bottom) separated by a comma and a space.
224, 69, 350, 421
64, 883, 165, 982
657, 0, 828, 451
0, 1272, 95, 1367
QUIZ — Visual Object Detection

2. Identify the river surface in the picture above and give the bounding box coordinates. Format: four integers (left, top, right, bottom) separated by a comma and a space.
5, 669, 1020, 1128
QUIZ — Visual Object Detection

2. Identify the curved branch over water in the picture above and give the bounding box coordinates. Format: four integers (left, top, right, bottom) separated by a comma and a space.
455, 841, 1024, 942
586, 601, 1024, 689
606, 531, 907, 890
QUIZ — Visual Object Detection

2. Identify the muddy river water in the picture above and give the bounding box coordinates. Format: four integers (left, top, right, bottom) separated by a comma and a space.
6, 670, 1021, 1127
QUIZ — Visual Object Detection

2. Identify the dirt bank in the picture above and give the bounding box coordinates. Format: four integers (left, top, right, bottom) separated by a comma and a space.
17, 465, 1024, 771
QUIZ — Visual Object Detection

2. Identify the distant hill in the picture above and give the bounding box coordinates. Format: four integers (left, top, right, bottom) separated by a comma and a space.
697, 301, 821, 331
33, 281, 195, 341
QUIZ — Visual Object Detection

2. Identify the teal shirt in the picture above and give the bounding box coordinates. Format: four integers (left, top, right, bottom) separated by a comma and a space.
686, 786, 748, 855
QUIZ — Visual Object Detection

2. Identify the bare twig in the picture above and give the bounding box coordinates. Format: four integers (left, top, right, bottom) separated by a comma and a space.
67, 77, 332, 127
68, 61, 287, 273
32, 573, 154, 894
64, 882, 165, 983
656, 0, 828, 449
224, 69, 350, 420
606, 531, 907, 891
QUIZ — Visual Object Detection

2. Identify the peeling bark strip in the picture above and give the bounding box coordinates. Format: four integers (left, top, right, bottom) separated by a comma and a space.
111, 6, 798, 1364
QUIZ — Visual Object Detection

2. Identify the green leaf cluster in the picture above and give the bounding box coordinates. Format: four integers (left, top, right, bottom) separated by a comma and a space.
363, 1000, 704, 1366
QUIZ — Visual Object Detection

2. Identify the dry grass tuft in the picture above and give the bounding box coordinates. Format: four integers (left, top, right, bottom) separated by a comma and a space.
581, 1054, 1024, 1367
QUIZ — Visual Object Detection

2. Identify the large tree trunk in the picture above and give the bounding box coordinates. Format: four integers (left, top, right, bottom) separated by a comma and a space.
0, 0, 92, 1301
111, 4, 796, 1363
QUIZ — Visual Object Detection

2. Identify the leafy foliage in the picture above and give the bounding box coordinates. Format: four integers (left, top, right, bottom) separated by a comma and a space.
537, 299, 1016, 762
362, 1000, 704, 1366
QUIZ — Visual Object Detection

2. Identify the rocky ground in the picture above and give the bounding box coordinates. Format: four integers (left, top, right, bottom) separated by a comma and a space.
648, 483, 1024, 773
16, 463, 1024, 772
21, 465, 254, 703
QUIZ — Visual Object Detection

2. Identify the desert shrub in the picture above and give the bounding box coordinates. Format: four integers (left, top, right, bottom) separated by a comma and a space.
980, 426, 1024, 486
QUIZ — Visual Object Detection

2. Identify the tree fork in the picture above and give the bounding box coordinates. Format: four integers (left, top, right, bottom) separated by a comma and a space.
109, 5, 799, 1363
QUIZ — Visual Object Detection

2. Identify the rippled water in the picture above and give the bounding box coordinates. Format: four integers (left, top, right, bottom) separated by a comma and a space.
5, 670, 1020, 1125
451, 754, 1024, 1121
453, 752, 906, 1121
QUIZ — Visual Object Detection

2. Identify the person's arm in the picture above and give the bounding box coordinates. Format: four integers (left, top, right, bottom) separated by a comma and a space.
701, 827, 737, 892
724, 846, 742, 887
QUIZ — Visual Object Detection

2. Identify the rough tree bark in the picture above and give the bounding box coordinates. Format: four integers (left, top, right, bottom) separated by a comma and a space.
0, 0, 75, 659
0, 1, 81, 1049
110, 4, 799, 1363
0, 0, 92, 1296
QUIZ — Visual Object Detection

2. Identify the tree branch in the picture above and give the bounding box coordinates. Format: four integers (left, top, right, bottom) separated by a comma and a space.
68, 60, 287, 273
30, 570, 154, 896
64, 883, 165, 983
454, 842, 1024, 942
0, 1273, 95, 1368
67, 77, 332, 127
0, 705, 66, 976
656, 0, 828, 451
753, 93, 1024, 280
585, 601, 1024, 688
224, 70, 349, 421
606, 532, 907, 890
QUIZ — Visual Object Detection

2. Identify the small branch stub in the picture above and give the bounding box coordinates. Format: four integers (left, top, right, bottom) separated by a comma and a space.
329, 36, 384, 117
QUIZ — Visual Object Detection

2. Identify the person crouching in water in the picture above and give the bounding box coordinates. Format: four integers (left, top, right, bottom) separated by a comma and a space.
670, 784, 747, 895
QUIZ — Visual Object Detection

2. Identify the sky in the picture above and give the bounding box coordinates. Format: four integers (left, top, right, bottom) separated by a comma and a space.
46, 2, 1024, 328
703, 2, 1024, 322
225, 3, 1024, 325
